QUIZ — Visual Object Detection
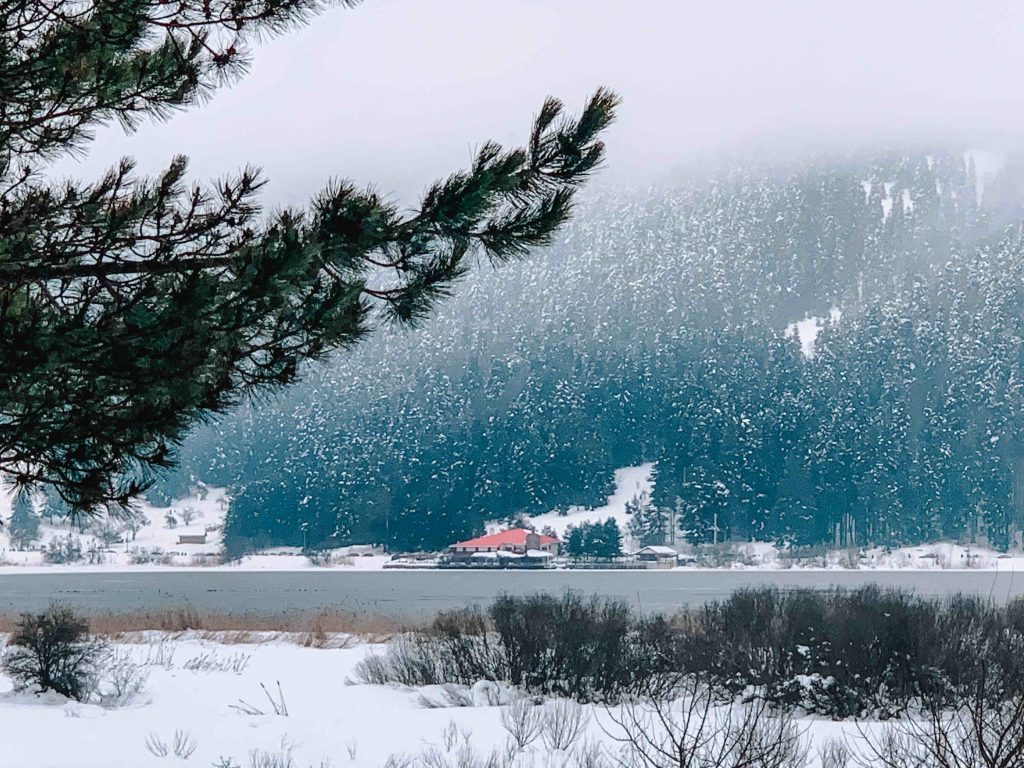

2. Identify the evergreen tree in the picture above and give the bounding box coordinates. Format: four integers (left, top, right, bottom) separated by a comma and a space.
627, 495, 668, 546
598, 518, 623, 559
0, 0, 618, 516
564, 523, 587, 559
8, 492, 39, 549
158, 151, 1021, 553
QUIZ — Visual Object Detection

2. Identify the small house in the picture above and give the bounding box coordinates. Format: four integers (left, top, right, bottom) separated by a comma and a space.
177, 530, 208, 545
448, 528, 558, 566
635, 545, 679, 569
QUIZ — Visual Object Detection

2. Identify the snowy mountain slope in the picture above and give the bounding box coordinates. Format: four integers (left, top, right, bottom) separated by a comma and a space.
521, 464, 655, 543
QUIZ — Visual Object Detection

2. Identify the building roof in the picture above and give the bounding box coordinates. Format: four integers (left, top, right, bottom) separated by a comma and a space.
637, 545, 679, 556
470, 550, 523, 559
453, 528, 558, 549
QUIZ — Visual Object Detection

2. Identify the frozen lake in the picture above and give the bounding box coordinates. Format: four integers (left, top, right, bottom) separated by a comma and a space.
2, 569, 1024, 620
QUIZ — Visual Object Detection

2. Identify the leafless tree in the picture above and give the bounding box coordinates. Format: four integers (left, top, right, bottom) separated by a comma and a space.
123, 511, 147, 542
91, 518, 123, 547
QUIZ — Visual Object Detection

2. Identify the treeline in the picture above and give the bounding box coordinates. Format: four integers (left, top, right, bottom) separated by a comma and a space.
150, 151, 1024, 552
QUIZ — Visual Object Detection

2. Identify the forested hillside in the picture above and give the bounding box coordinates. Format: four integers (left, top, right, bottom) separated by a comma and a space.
152, 151, 1024, 552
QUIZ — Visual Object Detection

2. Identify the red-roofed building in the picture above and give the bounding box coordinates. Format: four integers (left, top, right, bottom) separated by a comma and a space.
447, 528, 558, 563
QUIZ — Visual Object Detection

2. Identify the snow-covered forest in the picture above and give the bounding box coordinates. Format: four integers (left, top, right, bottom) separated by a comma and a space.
153, 151, 1024, 553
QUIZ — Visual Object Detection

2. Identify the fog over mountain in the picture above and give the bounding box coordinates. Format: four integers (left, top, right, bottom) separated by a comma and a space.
36, 0, 1024, 553
46, 1, 1024, 204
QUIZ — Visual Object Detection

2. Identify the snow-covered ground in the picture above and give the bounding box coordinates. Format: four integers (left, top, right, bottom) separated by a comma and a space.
522, 463, 655, 542
0, 634, 872, 768
0, 486, 391, 573
683, 539, 1024, 572
5, 466, 1024, 573
0, 487, 230, 569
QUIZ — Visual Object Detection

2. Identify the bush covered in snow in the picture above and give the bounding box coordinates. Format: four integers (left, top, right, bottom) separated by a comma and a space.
685, 586, 1024, 718
358, 588, 1024, 719
41, 534, 83, 564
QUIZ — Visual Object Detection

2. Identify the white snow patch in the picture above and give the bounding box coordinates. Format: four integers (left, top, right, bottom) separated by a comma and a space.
524, 463, 655, 541
785, 307, 841, 358
0, 486, 230, 569
0, 487, 391, 573
0, 635, 872, 768
966, 148, 1005, 206
673, 540, 1024, 572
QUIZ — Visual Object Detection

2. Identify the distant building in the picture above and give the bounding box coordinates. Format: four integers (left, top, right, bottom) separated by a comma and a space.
177, 530, 208, 545
634, 545, 679, 569
447, 528, 558, 566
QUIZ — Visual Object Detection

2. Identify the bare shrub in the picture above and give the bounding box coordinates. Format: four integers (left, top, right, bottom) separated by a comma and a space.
306, 549, 335, 567
190, 554, 222, 567
444, 684, 475, 707
346, 739, 358, 760
818, 738, 851, 768
139, 640, 176, 669
42, 534, 83, 563
601, 675, 808, 768
184, 649, 251, 674
852, 676, 1024, 768
383, 754, 416, 768
501, 698, 544, 749
2, 605, 105, 700
173, 730, 198, 759
569, 741, 609, 768
230, 681, 289, 716
249, 746, 295, 768
442, 721, 460, 751
418, 745, 449, 768
542, 699, 590, 751
353, 607, 506, 689
353, 634, 440, 687
130, 546, 171, 565
405, 743, 514, 768
417, 683, 476, 709
244, 740, 333, 768
145, 733, 169, 758
95, 649, 148, 707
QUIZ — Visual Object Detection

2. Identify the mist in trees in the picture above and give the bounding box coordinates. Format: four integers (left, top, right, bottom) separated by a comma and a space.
153, 150, 1024, 553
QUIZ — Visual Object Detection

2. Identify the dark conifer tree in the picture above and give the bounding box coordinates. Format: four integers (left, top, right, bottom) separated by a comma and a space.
0, 0, 618, 515
8, 491, 39, 549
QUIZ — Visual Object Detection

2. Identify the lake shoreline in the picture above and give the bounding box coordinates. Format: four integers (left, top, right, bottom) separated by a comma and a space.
3, 569, 1024, 621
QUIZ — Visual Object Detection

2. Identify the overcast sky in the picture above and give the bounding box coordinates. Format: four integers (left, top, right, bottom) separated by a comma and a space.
50, 0, 1024, 206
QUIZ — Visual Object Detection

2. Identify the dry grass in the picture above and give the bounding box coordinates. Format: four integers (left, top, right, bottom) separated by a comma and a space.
0, 608, 415, 645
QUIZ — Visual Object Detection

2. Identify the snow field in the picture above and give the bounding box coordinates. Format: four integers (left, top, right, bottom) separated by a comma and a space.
0, 634, 878, 768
